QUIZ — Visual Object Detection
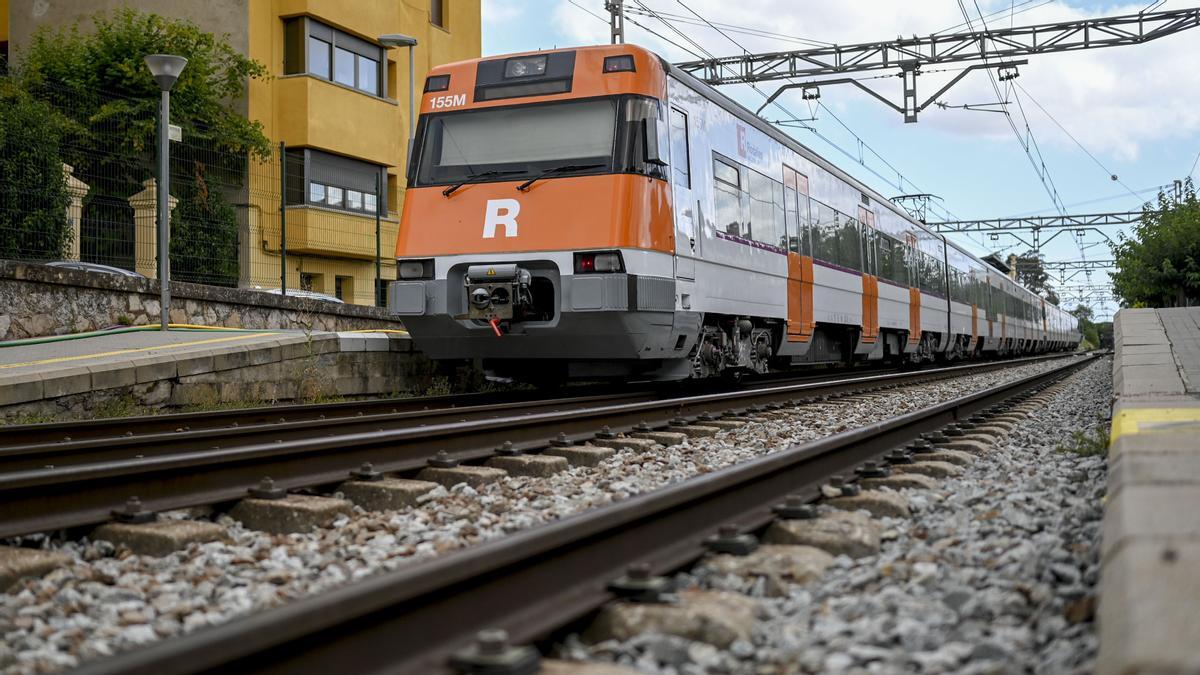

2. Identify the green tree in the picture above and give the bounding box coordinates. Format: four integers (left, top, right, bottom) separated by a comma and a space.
1009, 250, 1059, 305
12, 7, 269, 274
0, 79, 71, 260
1070, 304, 1100, 348
1111, 180, 1200, 307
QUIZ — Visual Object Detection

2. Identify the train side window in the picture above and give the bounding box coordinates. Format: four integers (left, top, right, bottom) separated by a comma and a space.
713, 155, 745, 238
838, 214, 861, 272
670, 108, 690, 188
747, 169, 782, 249
810, 200, 839, 265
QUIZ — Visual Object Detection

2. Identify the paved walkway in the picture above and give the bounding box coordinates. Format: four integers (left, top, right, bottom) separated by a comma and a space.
1100, 307, 1200, 675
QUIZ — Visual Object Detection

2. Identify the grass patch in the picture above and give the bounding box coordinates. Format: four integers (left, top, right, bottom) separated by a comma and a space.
1057, 423, 1110, 457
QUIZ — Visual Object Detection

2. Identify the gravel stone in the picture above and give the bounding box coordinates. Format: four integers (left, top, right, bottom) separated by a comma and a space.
558, 356, 1110, 674
0, 357, 1091, 673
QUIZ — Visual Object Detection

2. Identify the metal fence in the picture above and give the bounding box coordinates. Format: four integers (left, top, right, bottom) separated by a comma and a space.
0, 75, 397, 306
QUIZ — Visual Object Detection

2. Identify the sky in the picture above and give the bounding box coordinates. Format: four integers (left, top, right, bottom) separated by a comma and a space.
481, 1, 1200, 320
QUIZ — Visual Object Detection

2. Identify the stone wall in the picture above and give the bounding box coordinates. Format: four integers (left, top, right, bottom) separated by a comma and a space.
0, 333, 428, 422
0, 261, 406, 340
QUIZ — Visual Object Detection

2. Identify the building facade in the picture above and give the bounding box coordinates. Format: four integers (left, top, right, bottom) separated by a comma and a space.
1, 0, 481, 305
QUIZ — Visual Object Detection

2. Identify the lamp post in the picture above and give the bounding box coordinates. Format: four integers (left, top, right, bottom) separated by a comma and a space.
144, 54, 188, 331
378, 33, 419, 168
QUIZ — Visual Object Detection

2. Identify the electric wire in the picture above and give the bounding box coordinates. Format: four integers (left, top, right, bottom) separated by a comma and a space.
933, 0, 1055, 34
1013, 80, 1145, 205
623, 5, 833, 47
666, 0, 964, 222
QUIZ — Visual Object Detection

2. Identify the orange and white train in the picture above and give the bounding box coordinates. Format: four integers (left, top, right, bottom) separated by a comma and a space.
389, 44, 1080, 381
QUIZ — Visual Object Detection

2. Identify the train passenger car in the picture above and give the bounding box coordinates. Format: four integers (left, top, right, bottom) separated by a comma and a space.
389, 44, 1080, 381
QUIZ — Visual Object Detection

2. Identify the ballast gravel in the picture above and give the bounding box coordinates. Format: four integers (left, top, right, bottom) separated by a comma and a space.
559, 357, 1111, 674
0, 356, 1090, 673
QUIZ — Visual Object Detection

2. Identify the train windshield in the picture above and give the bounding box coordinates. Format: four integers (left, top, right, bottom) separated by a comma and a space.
414, 98, 617, 186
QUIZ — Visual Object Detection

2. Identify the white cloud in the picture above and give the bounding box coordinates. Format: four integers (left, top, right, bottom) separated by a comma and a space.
551, 1, 1200, 161
483, 1, 526, 30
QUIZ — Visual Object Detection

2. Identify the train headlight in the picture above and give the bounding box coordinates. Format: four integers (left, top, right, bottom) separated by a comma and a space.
504, 56, 547, 79
398, 259, 433, 280
574, 251, 624, 274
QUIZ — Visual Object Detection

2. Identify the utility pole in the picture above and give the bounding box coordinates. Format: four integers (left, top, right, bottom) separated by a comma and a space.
607, 1, 624, 45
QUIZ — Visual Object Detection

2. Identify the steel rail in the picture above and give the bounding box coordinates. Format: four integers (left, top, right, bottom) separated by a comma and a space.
0, 363, 906, 449
0, 353, 1081, 538
73, 353, 1097, 675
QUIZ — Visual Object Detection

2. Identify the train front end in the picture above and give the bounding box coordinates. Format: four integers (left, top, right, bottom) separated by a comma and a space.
390, 45, 695, 381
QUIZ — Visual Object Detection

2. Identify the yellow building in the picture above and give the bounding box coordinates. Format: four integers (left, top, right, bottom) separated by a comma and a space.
1, 0, 481, 305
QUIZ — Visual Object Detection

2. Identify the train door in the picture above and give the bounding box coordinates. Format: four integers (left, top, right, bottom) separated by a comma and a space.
668, 105, 698, 284
783, 165, 813, 342
858, 206, 879, 344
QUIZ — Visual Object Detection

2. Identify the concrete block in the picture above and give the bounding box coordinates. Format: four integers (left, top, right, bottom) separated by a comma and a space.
91, 520, 227, 556
0, 373, 44, 406
0, 547, 71, 591
39, 367, 92, 399
88, 363, 135, 391
703, 545, 834, 595
860, 473, 940, 492
1097, 541, 1200, 675
212, 346, 251, 372
583, 589, 757, 648
763, 510, 881, 558
974, 424, 1011, 437
591, 436, 660, 452
703, 419, 747, 430
921, 449, 975, 466
1101, 484, 1200, 561
1109, 452, 1200, 492
939, 439, 992, 455
486, 454, 569, 476
338, 478, 438, 511
245, 344, 282, 367
824, 490, 912, 519
893, 460, 963, 478
359, 335, 392, 352
544, 444, 616, 467
416, 465, 508, 489
336, 335, 368, 352
174, 352, 216, 377
132, 355, 177, 383
280, 339, 319, 361
539, 660, 643, 675
228, 495, 352, 534
630, 431, 688, 446
668, 424, 720, 438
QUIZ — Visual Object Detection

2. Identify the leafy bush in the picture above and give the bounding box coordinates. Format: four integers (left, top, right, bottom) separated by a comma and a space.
0, 80, 71, 260
171, 164, 240, 287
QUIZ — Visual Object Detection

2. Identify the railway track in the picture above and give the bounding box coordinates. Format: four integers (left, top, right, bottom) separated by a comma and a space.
0, 353, 1081, 538
63, 351, 1097, 675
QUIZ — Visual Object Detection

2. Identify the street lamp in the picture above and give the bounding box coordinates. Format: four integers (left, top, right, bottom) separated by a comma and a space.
144, 54, 188, 331
378, 33, 419, 168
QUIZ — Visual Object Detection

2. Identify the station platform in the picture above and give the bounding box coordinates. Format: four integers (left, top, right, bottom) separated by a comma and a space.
0, 326, 415, 420
1100, 307, 1200, 674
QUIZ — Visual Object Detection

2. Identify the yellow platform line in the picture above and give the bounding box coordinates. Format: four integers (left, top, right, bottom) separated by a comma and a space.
0, 333, 279, 371
1110, 407, 1200, 443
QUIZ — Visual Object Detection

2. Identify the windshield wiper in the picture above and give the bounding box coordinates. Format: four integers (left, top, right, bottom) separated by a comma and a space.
442, 170, 522, 197
516, 163, 606, 192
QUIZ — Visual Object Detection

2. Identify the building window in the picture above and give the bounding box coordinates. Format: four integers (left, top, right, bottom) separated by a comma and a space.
300, 272, 316, 292
308, 36, 331, 79
431, 0, 447, 28
335, 275, 353, 301
285, 148, 388, 216
284, 17, 384, 97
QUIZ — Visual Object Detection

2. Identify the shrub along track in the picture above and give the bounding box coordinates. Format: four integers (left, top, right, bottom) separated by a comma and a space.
48, 352, 1098, 675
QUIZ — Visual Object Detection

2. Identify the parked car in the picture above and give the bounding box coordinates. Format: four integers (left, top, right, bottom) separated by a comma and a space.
257, 288, 345, 304
45, 261, 147, 279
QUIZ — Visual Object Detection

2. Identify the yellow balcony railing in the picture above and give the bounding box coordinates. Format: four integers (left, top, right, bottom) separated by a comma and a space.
263, 206, 400, 260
